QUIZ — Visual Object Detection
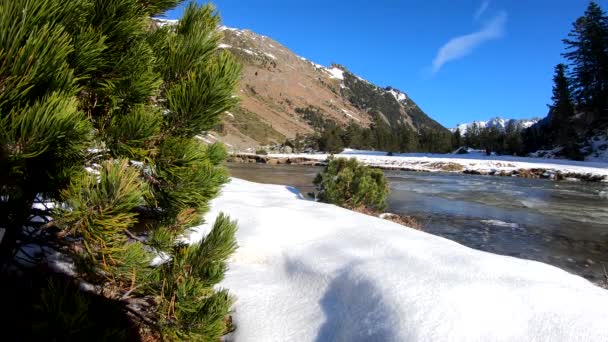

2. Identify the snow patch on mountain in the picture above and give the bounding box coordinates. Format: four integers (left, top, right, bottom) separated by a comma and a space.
386, 88, 408, 103
325, 66, 344, 80
263, 52, 277, 60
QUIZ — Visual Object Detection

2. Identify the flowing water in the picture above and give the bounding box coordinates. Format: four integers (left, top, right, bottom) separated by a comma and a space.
228, 163, 608, 286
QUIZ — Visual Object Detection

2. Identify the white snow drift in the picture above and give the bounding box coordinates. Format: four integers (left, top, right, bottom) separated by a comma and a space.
192, 178, 608, 342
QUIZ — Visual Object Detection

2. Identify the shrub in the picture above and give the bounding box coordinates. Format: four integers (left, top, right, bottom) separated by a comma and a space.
1, 0, 240, 340
314, 157, 389, 211
256, 148, 268, 155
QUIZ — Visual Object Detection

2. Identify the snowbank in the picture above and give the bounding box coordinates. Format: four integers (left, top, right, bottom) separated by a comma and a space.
264, 149, 608, 180
193, 178, 608, 342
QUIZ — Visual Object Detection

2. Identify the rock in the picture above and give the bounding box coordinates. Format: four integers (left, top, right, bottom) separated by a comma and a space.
282, 145, 293, 154
266, 158, 279, 165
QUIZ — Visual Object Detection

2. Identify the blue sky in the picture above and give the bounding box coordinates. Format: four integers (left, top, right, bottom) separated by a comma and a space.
164, 1, 603, 128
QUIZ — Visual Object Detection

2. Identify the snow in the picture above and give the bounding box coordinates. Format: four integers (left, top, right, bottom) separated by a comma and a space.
265, 149, 608, 180
239, 48, 255, 55
218, 43, 232, 49
153, 18, 178, 27
325, 66, 344, 80
586, 134, 608, 162
480, 220, 520, 229
192, 178, 608, 342
263, 52, 276, 60
387, 88, 407, 103
341, 109, 360, 121
452, 117, 539, 134
219, 25, 241, 33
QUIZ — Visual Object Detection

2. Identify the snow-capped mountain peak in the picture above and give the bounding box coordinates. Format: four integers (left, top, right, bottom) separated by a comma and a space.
452, 117, 538, 134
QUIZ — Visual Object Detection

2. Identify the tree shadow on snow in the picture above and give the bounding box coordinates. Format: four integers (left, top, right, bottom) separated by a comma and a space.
315, 267, 401, 342
285, 186, 306, 200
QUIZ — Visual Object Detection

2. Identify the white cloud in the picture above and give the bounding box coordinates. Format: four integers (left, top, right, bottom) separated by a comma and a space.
432, 12, 507, 74
474, 1, 490, 20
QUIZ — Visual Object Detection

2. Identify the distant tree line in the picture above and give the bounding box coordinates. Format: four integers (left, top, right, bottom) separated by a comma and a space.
309, 117, 452, 154
450, 122, 525, 155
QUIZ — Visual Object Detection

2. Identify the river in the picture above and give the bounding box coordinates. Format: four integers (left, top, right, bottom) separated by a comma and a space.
228, 162, 608, 286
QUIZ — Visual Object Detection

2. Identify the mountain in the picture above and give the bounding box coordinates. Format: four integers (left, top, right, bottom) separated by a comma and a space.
207, 26, 448, 150
452, 117, 539, 135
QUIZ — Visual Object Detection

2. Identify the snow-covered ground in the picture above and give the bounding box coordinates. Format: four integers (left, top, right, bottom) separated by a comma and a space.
264, 149, 608, 180
193, 178, 608, 342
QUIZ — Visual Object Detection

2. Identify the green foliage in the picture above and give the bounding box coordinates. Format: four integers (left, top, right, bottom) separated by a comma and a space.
522, 1, 608, 158
309, 119, 452, 154
549, 64, 578, 149
0, 93, 92, 232
462, 122, 526, 155
451, 128, 462, 150
317, 124, 345, 154
295, 105, 333, 130
155, 213, 238, 341
563, 1, 608, 115
59, 160, 147, 241
1, 0, 240, 339
106, 104, 163, 159
139, 0, 183, 16
153, 137, 229, 219
166, 53, 241, 137
57, 160, 153, 282
314, 157, 389, 211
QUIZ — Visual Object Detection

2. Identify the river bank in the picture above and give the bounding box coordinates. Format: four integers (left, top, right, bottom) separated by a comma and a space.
228, 149, 608, 182
195, 177, 608, 341
228, 163, 608, 286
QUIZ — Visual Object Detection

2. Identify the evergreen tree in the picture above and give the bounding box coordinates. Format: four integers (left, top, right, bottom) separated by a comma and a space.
563, 1, 608, 118
464, 123, 481, 148
451, 128, 462, 150
549, 64, 576, 144
503, 121, 524, 155
548, 63, 581, 159
1, 0, 240, 339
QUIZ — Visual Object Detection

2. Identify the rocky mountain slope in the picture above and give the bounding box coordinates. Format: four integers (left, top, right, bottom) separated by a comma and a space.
452, 117, 538, 134
209, 26, 447, 150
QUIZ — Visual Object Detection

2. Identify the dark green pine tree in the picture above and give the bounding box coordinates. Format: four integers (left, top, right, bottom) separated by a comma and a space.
1, 0, 241, 340
464, 122, 481, 149
503, 121, 524, 155
562, 1, 608, 119
451, 128, 463, 150
549, 63, 581, 159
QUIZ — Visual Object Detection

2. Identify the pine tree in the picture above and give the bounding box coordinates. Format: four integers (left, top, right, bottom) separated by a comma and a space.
563, 1, 608, 118
464, 122, 481, 148
1, 0, 240, 339
451, 128, 462, 150
504, 121, 524, 155
550, 64, 574, 117
548, 63, 581, 159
